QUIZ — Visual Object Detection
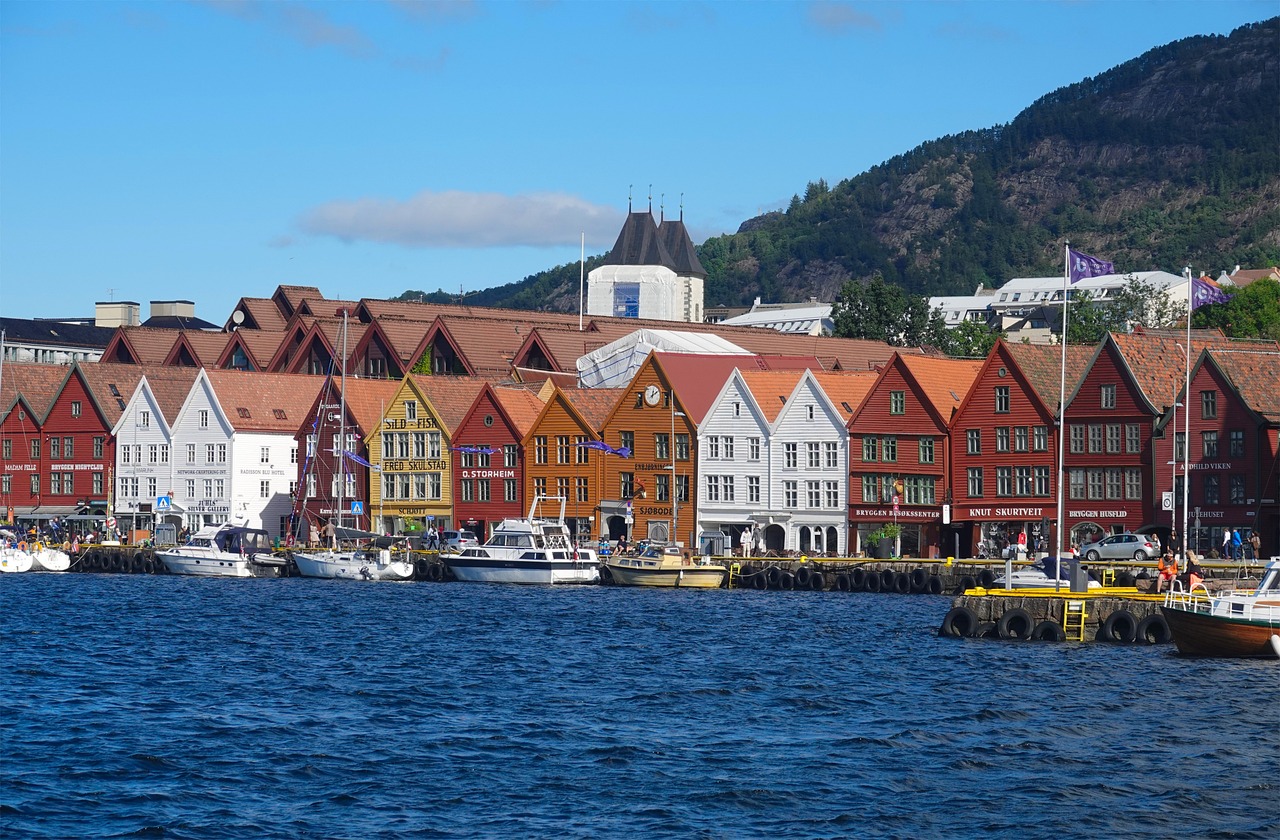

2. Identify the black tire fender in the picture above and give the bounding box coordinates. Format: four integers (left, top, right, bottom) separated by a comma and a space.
1031, 620, 1067, 642
795, 566, 813, 588
997, 608, 1034, 640
863, 572, 882, 593
892, 572, 911, 594
939, 606, 979, 638
1136, 613, 1172, 645
834, 573, 851, 592
979, 569, 997, 588
927, 576, 944, 595
1100, 609, 1138, 643
910, 567, 929, 592
850, 568, 867, 590
956, 574, 977, 594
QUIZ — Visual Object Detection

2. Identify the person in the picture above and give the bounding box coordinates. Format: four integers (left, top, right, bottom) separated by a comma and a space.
740, 526, 752, 558
324, 519, 336, 549
1017, 531, 1028, 560
1231, 528, 1242, 561
1249, 531, 1261, 561
1221, 529, 1232, 559
1185, 553, 1204, 589
1156, 550, 1178, 594
309, 519, 320, 548
755, 530, 766, 558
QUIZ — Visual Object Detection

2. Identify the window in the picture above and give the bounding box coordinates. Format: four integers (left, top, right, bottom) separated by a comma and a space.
1174, 432, 1185, 462
825, 481, 839, 508
862, 475, 878, 503
1229, 475, 1245, 505
260, 480, 271, 499
535, 436, 548, 464
1126, 424, 1141, 454
996, 427, 1010, 453
707, 436, 720, 459
620, 431, 634, 455
30, 475, 39, 495
1106, 424, 1122, 455
996, 467, 1012, 496
1201, 390, 1217, 419
218, 444, 227, 463
918, 438, 934, 464
556, 435, 570, 464
747, 475, 760, 503
1229, 430, 1244, 458
620, 473, 634, 499
722, 476, 736, 503
966, 429, 981, 455
785, 443, 798, 468
784, 481, 797, 508
122, 445, 132, 464
405, 401, 417, 421
675, 475, 688, 504
824, 442, 837, 468
904, 476, 935, 505
807, 442, 820, 469
807, 405, 815, 421
1, 476, 8, 494
505, 479, 517, 502
51, 437, 62, 459
1204, 475, 1220, 505
863, 436, 878, 462
1069, 469, 1085, 500
1, 440, 9, 459
71, 401, 81, 418
426, 473, 442, 500
1125, 468, 1142, 500
1100, 384, 1116, 409
140, 410, 151, 428
705, 475, 720, 502
882, 437, 897, 462
574, 435, 589, 465
1015, 466, 1032, 496
807, 481, 821, 508
967, 467, 983, 498
613, 282, 640, 318
556, 477, 569, 499
889, 391, 905, 414
1033, 426, 1048, 452
30, 439, 40, 458
1034, 466, 1051, 496
199, 409, 208, 428
994, 386, 1010, 414
504, 444, 518, 468
460, 480, 474, 502
93, 472, 103, 494
749, 437, 761, 461
1106, 469, 1123, 500
655, 433, 670, 460
1070, 425, 1085, 454
64, 437, 73, 458
1202, 431, 1218, 458
533, 476, 547, 498
148, 444, 158, 464
1014, 427, 1028, 453
675, 435, 689, 461
50, 472, 62, 494
733, 402, 740, 417
1087, 470, 1103, 500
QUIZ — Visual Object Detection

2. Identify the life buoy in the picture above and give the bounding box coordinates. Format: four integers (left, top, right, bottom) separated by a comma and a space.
17, 541, 27, 552
892, 572, 911, 594
939, 606, 979, 638
1099, 609, 1138, 644
834, 573, 851, 592
1136, 614, 1172, 645
1031, 620, 1067, 642
997, 608, 1034, 640
926, 576, 944, 595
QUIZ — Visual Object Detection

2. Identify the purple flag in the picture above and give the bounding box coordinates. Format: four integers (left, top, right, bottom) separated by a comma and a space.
575, 440, 631, 458
1068, 248, 1115, 283
452, 445, 498, 455
1190, 276, 1231, 310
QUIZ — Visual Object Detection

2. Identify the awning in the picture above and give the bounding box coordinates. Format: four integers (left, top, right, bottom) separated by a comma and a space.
18, 505, 79, 519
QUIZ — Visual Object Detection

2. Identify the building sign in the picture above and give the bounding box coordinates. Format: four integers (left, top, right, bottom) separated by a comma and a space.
461, 469, 516, 479
49, 462, 105, 471
953, 506, 1047, 520
383, 459, 449, 472
382, 417, 438, 430
851, 506, 939, 521
1188, 462, 1231, 471
1067, 509, 1129, 519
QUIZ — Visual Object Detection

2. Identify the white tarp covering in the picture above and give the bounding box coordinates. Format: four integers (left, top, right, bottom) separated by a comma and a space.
576, 329, 750, 389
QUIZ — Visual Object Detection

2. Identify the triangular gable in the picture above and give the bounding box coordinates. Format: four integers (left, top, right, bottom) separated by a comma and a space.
772, 370, 843, 434
406, 318, 476, 377
523, 384, 601, 449
705, 369, 772, 433
274, 321, 338, 375
99, 330, 142, 365
216, 330, 266, 372
349, 320, 406, 380
163, 333, 206, 368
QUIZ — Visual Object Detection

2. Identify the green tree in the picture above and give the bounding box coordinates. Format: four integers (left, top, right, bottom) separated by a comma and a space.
1192, 278, 1280, 340
937, 319, 1003, 358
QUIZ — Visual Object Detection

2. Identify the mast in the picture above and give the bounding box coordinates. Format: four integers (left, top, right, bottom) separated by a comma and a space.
1054, 243, 1070, 590
336, 309, 348, 534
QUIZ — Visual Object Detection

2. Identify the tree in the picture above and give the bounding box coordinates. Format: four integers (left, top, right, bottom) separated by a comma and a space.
832, 276, 956, 349
937, 319, 1003, 358
1192, 278, 1280, 340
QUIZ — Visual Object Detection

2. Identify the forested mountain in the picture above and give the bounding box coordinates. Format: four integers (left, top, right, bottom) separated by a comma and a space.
401, 18, 1279, 312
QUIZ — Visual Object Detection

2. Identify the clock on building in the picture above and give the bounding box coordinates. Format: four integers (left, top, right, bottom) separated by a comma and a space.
644, 384, 662, 406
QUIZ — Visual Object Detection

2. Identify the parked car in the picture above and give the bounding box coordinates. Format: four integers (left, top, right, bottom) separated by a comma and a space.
1078, 532, 1158, 562
441, 529, 479, 551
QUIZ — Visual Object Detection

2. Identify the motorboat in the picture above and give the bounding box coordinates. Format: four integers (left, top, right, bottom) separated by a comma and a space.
1160, 558, 1280, 658
157, 521, 286, 578
605, 543, 727, 588
292, 530, 415, 581
992, 556, 1101, 590
439, 495, 599, 585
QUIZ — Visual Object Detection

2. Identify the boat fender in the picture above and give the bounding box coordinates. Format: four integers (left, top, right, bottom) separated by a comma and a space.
778, 571, 795, 590
427, 563, 445, 582
850, 568, 867, 590
133, 552, 145, 573
927, 576, 944, 595
1031, 620, 1067, 642
752, 571, 768, 590
976, 621, 998, 639
892, 572, 911, 594
940, 606, 979, 637
835, 573, 851, 592
414, 558, 430, 580
1099, 609, 1138, 644
880, 568, 896, 588
1270, 635, 1280, 659
795, 567, 813, 588
17, 541, 27, 552
809, 571, 825, 591
979, 569, 997, 588
1135, 614, 1172, 645
910, 567, 929, 592
996, 608, 1034, 641
956, 575, 977, 594
863, 572, 882, 593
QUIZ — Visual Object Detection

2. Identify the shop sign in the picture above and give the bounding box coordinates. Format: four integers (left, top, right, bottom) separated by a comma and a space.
1067, 509, 1129, 519
851, 506, 938, 520
955, 506, 1047, 519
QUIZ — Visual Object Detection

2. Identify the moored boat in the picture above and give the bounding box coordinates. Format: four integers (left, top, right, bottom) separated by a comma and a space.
1160, 558, 1280, 659
0, 546, 34, 573
605, 543, 727, 588
31, 546, 71, 572
157, 522, 285, 578
439, 495, 598, 585
293, 532, 415, 581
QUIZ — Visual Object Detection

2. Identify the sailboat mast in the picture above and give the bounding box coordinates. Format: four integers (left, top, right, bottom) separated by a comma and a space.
337, 310, 347, 532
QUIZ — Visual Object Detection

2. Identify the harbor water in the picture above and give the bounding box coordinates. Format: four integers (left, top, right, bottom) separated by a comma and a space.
2, 575, 1276, 839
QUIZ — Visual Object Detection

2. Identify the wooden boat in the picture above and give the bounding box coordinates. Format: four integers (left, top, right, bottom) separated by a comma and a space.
605, 543, 727, 589
1160, 558, 1280, 658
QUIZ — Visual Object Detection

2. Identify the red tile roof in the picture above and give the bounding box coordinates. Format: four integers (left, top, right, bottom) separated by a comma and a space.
738, 370, 806, 423
896, 354, 986, 424
1104, 330, 1277, 413
810, 370, 880, 422
655, 353, 817, 424
0, 363, 69, 423
75, 363, 148, 428
205, 370, 325, 432
1003, 341, 1094, 410
559, 387, 626, 431
1206, 349, 1280, 421
492, 385, 548, 437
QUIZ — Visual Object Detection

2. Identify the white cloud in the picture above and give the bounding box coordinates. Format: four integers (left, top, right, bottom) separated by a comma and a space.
299, 190, 622, 248
806, 2, 882, 34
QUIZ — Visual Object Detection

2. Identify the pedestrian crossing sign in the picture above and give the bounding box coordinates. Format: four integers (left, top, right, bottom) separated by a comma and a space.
351, 501, 363, 515
155, 495, 171, 512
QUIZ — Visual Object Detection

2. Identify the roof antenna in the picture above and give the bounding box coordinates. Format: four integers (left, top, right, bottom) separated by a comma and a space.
680, 192, 684, 222
648, 184, 652, 214
628, 184, 632, 213
660, 193, 665, 223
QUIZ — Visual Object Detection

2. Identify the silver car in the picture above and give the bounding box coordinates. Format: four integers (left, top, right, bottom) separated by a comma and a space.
1079, 532, 1159, 562
441, 529, 479, 551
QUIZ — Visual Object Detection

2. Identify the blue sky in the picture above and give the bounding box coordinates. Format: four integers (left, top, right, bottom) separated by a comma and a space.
1, 0, 1272, 323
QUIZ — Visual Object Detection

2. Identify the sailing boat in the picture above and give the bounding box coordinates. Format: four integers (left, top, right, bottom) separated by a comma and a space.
291, 310, 414, 582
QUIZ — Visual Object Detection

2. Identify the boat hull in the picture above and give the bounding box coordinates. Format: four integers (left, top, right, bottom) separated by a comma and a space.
0, 549, 34, 573
293, 550, 414, 581
442, 554, 599, 585
1160, 605, 1280, 658
606, 562, 726, 588
158, 552, 260, 578
32, 549, 71, 572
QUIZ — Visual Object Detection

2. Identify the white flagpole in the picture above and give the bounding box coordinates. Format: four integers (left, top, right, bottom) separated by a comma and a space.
1055, 242, 1070, 590
578, 232, 585, 332
1182, 266, 1192, 563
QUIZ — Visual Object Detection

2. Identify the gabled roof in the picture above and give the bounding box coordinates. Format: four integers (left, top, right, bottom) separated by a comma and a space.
0, 363, 70, 424
1002, 341, 1094, 411
204, 370, 324, 433
337, 377, 404, 435
738, 370, 806, 423
101, 326, 186, 365
164, 330, 228, 368
1202, 349, 1280, 422
559, 387, 625, 432
896, 354, 985, 424
492, 385, 547, 437
140, 367, 203, 425
603, 211, 674, 268
272, 286, 326, 320
810, 370, 880, 422
74, 362, 148, 428
225, 297, 288, 332
657, 217, 706, 277
653, 352, 817, 424
409, 375, 494, 435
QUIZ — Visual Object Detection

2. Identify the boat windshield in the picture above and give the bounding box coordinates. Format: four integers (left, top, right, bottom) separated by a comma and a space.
1258, 563, 1280, 594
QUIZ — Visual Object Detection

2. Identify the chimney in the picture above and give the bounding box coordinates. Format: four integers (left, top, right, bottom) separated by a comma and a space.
95, 301, 141, 328
150, 300, 197, 320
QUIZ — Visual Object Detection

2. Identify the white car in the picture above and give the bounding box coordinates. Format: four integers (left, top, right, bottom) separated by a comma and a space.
441, 530, 479, 551
1079, 532, 1159, 562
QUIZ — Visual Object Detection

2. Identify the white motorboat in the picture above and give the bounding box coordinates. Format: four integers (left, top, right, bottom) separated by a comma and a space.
157, 522, 285, 578
605, 543, 728, 588
992, 556, 1101, 590
440, 495, 599, 585
293, 532, 415, 581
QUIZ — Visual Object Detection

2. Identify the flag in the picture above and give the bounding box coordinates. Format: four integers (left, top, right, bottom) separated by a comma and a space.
1190, 275, 1231, 310
342, 450, 381, 471
452, 445, 498, 455
1067, 248, 1115, 283
575, 440, 631, 458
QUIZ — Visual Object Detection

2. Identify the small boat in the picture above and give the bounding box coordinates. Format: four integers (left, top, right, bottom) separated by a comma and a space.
31, 546, 71, 572
157, 521, 286, 578
439, 495, 599, 585
0, 546, 34, 573
293, 531, 415, 581
605, 543, 727, 588
1161, 558, 1280, 658
992, 556, 1101, 590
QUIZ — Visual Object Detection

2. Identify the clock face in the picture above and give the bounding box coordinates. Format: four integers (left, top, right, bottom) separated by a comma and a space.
644, 385, 661, 406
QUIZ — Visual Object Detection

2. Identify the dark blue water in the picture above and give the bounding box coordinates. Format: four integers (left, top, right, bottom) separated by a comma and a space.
2, 575, 1276, 839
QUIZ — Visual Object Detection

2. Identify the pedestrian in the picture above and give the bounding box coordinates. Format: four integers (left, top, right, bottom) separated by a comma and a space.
1249, 530, 1261, 561
324, 519, 336, 549
1231, 528, 1243, 561
740, 526, 752, 559
1221, 528, 1232, 559
309, 519, 319, 548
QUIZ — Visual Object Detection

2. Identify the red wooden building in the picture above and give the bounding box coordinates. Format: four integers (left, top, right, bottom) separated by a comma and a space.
450, 383, 546, 539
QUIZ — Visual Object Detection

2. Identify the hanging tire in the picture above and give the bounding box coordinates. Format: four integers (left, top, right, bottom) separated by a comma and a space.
863, 573, 881, 593
835, 573, 851, 592
132, 553, 145, 573
142, 558, 155, 575
778, 571, 795, 590
414, 558, 430, 580
598, 565, 614, 585
427, 563, 445, 582
939, 606, 979, 638
976, 621, 998, 639
956, 574, 977, 594
1031, 620, 1067, 642
752, 571, 768, 590
1099, 609, 1138, 643
892, 572, 911, 594
767, 566, 782, 588
809, 571, 825, 591
979, 569, 996, 587
1136, 614, 1172, 645
796, 566, 813, 588
1118, 571, 1137, 587
880, 568, 896, 588
997, 608, 1034, 640
910, 567, 929, 592
927, 576, 943, 595
850, 568, 867, 590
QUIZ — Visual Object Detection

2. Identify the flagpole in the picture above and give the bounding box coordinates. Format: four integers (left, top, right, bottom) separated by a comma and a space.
1055, 242, 1070, 590
1182, 266, 1192, 563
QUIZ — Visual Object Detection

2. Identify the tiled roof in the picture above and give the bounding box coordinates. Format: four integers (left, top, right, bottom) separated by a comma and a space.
140, 367, 202, 424
738, 370, 806, 423
360, 298, 583, 329
0, 363, 69, 423
897, 354, 985, 423
810, 370, 880, 422
559, 387, 626, 431
337, 377, 403, 434
1106, 330, 1276, 413
1206, 349, 1280, 421
172, 331, 229, 366
409, 375, 494, 434
76, 363, 148, 427
109, 327, 185, 365
492, 385, 547, 436
656, 353, 817, 424
205, 370, 325, 433
229, 297, 288, 332
1003, 341, 1094, 410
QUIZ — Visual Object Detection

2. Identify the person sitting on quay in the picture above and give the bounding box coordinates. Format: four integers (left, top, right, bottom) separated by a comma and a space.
1156, 550, 1179, 594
